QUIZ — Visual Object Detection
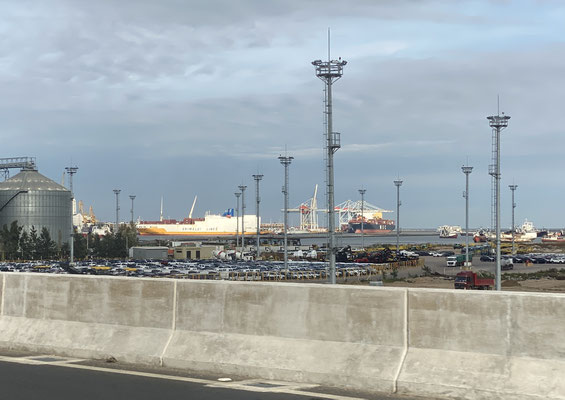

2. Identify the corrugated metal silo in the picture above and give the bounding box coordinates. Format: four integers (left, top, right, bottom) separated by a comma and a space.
0, 167, 71, 246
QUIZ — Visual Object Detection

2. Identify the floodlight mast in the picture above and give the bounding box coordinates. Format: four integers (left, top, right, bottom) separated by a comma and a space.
358, 189, 366, 250
65, 166, 78, 265
462, 166, 473, 266
252, 174, 264, 260
312, 52, 347, 285
509, 184, 518, 255
487, 111, 510, 291
279, 156, 293, 271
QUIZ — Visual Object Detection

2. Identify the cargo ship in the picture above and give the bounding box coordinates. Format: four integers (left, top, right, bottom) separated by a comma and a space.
137, 209, 259, 236
345, 212, 395, 234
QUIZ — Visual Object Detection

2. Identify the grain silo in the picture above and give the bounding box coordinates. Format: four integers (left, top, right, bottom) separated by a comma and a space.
0, 166, 71, 246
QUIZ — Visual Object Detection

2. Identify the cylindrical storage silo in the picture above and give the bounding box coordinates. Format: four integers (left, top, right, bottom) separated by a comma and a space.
0, 168, 71, 246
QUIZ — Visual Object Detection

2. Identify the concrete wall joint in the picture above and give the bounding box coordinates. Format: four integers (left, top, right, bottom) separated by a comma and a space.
0, 274, 5, 316
393, 288, 409, 393
160, 280, 177, 367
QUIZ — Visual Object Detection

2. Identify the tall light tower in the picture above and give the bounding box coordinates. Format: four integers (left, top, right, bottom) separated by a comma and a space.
113, 189, 121, 234
129, 195, 136, 224
462, 165, 473, 267
252, 174, 263, 260
279, 155, 293, 271
238, 185, 247, 257
312, 35, 347, 285
234, 192, 241, 252
358, 188, 366, 250
509, 184, 518, 255
65, 166, 78, 264
394, 179, 403, 257
488, 110, 510, 291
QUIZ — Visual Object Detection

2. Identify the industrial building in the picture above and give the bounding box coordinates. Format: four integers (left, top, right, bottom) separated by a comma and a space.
0, 164, 71, 246
173, 244, 218, 260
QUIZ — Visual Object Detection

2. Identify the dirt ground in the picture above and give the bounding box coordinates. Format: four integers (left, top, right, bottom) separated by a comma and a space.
384, 275, 565, 293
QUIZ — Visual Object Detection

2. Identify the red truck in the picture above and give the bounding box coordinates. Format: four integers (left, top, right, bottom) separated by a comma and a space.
454, 271, 494, 290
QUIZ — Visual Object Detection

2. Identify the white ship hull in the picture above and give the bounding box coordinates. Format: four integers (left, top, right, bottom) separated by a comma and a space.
137, 214, 259, 236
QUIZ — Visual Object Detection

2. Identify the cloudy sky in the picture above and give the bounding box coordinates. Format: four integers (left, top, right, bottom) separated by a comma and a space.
1, 0, 564, 229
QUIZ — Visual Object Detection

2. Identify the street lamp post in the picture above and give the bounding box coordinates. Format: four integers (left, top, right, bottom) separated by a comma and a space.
234, 192, 241, 254
113, 189, 121, 234
129, 195, 136, 224
238, 185, 247, 258
509, 184, 518, 255
358, 189, 366, 250
252, 174, 263, 260
394, 180, 403, 257
278, 155, 293, 271
462, 166, 473, 267
65, 166, 78, 264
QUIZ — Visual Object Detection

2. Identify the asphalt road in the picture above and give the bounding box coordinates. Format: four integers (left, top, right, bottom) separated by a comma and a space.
422, 255, 553, 275
0, 355, 432, 400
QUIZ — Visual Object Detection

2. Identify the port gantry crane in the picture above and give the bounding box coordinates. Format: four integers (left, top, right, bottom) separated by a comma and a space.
287, 186, 392, 233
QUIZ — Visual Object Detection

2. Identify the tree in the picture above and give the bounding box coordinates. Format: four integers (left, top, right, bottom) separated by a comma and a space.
19, 230, 33, 260
1, 221, 22, 260
73, 232, 87, 259
29, 226, 39, 260
37, 227, 56, 260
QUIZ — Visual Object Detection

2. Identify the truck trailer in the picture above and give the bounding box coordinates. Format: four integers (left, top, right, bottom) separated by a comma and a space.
454, 271, 494, 290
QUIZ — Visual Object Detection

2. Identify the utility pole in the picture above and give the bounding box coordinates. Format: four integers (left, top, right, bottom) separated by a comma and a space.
279, 155, 293, 271
358, 188, 366, 250
509, 184, 518, 255
462, 166, 473, 267
252, 174, 263, 260
394, 179, 403, 258
234, 192, 241, 254
113, 189, 121, 234
129, 195, 136, 224
65, 166, 78, 264
238, 185, 247, 258
312, 31, 347, 285
488, 110, 510, 291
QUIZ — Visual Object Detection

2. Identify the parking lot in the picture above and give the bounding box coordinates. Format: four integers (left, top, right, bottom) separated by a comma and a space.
0, 259, 398, 282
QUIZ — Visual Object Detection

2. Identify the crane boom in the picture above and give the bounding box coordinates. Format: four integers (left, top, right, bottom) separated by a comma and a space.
189, 195, 197, 219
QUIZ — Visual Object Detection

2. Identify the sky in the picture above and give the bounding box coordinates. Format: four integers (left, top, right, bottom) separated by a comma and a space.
1, 0, 565, 229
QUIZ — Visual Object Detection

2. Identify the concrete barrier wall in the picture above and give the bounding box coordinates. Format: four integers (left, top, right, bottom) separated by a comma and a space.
400, 290, 565, 399
0, 273, 174, 364
0, 272, 564, 400
164, 281, 406, 392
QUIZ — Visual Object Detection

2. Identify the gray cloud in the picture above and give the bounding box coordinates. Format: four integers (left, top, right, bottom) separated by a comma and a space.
1, 0, 564, 228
